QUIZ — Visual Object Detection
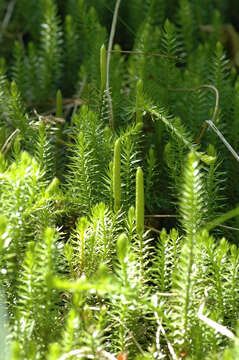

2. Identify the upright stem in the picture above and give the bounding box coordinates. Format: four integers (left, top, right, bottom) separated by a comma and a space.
106, 0, 121, 132
100, 44, 107, 94
106, 0, 121, 90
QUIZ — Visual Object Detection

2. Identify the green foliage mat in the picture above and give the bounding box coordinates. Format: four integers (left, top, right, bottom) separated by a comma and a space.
1, 0, 239, 359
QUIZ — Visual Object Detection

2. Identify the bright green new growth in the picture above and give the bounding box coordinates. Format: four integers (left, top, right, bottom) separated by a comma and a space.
113, 138, 121, 212
117, 233, 128, 264
100, 44, 107, 93
136, 167, 144, 234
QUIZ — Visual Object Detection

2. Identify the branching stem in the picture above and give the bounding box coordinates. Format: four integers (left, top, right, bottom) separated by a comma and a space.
170, 84, 219, 143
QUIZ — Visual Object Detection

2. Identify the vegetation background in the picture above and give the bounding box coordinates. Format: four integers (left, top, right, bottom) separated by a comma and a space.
1, 0, 239, 359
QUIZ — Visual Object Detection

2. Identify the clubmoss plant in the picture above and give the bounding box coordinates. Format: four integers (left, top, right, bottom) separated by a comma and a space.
1, 1, 239, 359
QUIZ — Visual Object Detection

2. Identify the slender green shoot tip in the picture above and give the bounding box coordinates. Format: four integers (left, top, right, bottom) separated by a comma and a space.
113, 138, 121, 212
117, 233, 129, 264
56, 89, 63, 118
136, 167, 144, 234
11, 80, 17, 93
100, 44, 107, 93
